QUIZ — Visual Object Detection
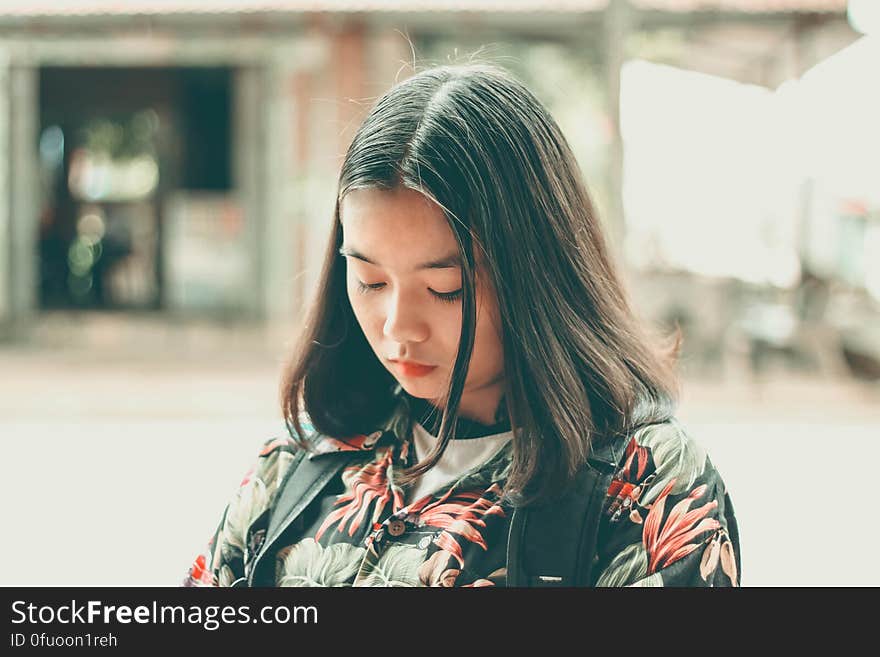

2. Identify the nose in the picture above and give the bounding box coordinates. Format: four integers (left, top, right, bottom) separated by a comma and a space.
382, 289, 430, 345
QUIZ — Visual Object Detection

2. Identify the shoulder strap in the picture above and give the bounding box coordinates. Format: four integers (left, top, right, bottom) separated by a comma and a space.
247, 449, 361, 586
505, 435, 626, 587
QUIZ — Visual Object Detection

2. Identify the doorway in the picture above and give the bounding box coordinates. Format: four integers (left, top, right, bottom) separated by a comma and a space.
37, 66, 232, 311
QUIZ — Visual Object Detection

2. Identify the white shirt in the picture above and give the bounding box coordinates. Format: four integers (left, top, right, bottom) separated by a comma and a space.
405, 420, 512, 504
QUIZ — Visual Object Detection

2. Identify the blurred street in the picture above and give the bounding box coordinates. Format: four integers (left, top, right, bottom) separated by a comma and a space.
1, 312, 878, 586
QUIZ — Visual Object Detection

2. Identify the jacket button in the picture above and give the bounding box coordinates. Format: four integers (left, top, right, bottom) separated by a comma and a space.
387, 519, 406, 537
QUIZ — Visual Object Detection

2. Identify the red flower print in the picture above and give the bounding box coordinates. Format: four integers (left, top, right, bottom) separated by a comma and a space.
315, 448, 404, 541
409, 483, 506, 567
621, 436, 650, 481
605, 437, 654, 521
183, 553, 215, 587
642, 479, 721, 574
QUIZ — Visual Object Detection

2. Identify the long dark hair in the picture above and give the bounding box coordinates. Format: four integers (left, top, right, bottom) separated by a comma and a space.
280, 63, 679, 506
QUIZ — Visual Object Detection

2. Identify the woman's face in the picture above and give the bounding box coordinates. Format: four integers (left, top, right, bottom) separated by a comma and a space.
339, 186, 505, 424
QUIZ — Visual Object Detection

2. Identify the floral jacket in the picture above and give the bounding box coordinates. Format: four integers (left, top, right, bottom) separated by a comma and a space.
184, 394, 740, 588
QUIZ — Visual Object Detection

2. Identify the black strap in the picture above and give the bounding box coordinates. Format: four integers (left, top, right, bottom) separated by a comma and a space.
506, 435, 626, 587
247, 449, 361, 586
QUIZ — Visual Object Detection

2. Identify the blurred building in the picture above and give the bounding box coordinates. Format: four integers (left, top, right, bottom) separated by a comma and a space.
0, 0, 860, 344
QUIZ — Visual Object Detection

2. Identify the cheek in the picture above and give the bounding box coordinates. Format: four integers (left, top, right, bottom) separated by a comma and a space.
472, 320, 504, 373
434, 309, 462, 352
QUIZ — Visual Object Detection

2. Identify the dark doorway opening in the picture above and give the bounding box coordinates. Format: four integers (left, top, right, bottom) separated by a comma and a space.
37, 66, 231, 311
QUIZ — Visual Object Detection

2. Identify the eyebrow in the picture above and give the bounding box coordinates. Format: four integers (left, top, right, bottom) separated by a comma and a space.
338, 246, 462, 270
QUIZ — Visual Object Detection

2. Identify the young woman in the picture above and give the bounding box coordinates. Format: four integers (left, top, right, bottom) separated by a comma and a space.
185, 63, 740, 588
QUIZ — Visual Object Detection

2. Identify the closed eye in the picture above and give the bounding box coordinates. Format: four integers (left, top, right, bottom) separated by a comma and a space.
355, 280, 462, 304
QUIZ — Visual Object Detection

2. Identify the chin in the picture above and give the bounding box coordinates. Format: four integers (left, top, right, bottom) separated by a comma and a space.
395, 377, 441, 399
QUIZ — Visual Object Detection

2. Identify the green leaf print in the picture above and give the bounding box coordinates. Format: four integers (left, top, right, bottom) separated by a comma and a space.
277, 538, 365, 587
636, 421, 708, 505
222, 477, 270, 555
354, 544, 428, 587
217, 565, 238, 587
595, 541, 649, 587
629, 572, 663, 587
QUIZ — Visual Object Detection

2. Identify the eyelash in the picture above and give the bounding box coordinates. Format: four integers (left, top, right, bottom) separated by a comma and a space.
356, 280, 463, 304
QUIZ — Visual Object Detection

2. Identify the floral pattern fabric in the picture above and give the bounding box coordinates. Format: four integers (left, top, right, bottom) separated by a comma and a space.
185, 402, 740, 588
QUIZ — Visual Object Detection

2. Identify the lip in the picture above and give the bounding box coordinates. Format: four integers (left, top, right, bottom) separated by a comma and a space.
389, 359, 437, 378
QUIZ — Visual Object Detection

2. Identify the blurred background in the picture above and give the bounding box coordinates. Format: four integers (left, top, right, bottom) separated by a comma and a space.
0, 0, 878, 586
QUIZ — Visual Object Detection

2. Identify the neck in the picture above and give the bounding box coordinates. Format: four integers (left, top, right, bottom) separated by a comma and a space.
409, 379, 509, 437
428, 373, 505, 422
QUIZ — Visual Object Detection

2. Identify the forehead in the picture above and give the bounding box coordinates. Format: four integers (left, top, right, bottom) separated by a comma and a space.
340, 187, 456, 248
